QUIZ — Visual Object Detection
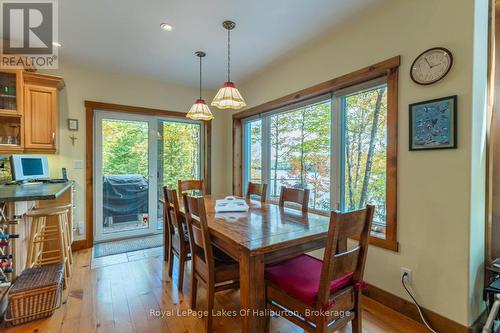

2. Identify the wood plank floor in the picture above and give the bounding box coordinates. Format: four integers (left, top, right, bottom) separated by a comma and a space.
2, 247, 429, 333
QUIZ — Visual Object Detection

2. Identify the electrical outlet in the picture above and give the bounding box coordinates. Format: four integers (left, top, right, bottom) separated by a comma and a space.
400, 267, 412, 284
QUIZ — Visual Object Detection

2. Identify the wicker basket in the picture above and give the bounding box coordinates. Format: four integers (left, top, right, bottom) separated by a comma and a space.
4, 264, 64, 326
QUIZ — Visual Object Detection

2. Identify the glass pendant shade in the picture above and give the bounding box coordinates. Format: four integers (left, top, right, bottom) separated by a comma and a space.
187, 99, 213, 121
186, 51, 213, 121
211, 81, 246, 110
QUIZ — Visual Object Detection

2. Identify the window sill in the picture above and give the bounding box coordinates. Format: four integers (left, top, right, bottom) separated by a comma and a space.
351, 234, 399, 252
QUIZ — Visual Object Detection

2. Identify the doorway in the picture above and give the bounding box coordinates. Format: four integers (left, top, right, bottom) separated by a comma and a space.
93, 110, 203, 243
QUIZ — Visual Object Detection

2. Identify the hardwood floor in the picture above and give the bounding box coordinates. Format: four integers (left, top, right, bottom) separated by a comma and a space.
2, 247, 429, 333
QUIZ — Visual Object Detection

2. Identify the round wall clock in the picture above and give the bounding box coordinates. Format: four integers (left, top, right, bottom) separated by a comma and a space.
410, 47, 453, 85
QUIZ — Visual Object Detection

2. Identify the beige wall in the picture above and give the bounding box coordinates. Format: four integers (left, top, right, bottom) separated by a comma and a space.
230, 0, 487, 326
40, 62, 231, 241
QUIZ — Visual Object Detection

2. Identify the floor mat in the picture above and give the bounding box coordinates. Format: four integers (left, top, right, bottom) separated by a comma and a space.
93, 234, 163, 258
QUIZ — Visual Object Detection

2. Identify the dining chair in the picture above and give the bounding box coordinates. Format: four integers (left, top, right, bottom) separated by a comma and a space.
182, 194, 240, 333
163, 187, 191, 291
278, 186, 310, 212
264, 205, 375, 333
246, 182, 268, 202
178, 179, 205, 196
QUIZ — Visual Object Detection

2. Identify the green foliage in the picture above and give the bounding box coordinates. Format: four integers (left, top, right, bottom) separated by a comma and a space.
102, 119, 149, 177
270, 101, 331, 210
102, 119, 201, 191
160, 121, 200, 189
344, 86, 387, 223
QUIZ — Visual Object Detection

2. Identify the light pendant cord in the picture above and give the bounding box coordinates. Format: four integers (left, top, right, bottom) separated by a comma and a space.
227, 28, 231, 82
199, 55, 202, 99
401, 273, 438, 333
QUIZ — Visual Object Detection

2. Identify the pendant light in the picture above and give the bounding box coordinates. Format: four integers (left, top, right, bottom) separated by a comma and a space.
211, 20, 246, 110
186, 51, 214, 121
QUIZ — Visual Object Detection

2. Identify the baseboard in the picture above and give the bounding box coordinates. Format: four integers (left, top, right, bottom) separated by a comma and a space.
363, 284, 475, 333
71, 239, 90, 251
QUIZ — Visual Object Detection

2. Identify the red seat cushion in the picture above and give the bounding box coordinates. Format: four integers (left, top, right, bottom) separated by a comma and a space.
264, 254, 354, 306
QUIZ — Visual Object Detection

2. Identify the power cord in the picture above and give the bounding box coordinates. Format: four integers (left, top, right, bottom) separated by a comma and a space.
401, 272, 439, 333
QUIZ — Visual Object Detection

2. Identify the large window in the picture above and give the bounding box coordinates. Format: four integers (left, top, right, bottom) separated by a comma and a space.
243, 79, 391, 239
269, 101, 331, 211
342, 84, 388, 235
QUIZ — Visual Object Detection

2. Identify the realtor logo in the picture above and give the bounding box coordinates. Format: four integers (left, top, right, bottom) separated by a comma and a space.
0, 0, 58, 69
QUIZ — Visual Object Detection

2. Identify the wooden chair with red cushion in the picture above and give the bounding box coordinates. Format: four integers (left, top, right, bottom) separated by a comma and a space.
278, 186, 310, 213
178, 179, 205, 196
183, 194, 240, 332
163, 187, 191, 291
264, 205, 375, 333
246, 182, 268, 202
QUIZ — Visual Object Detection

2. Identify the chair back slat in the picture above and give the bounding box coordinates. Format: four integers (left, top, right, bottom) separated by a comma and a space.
190, 222, 205, 250
317, 205, 375, 305
183, 194, 214, 268
278, 186, 310, 212
178, 180, 205, 196
331, 247, 361, 281
335, 209, 368, 239
246, 182, 268, 202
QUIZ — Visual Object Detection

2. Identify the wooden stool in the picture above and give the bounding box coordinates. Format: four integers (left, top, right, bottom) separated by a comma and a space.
26, 206, 72, 286
32, 204, 73, 265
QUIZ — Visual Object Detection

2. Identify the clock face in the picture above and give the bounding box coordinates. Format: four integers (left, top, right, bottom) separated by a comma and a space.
410, 48, 453, 85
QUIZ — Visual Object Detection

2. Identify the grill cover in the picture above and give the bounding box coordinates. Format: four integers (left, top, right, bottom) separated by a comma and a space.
102, 174, 148, 219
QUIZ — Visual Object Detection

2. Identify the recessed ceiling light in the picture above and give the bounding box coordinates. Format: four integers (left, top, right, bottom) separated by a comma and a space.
160, 23, 173, 31
52, 42, 62, 47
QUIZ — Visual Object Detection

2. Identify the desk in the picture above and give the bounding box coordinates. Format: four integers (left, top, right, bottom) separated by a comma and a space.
162, 195, 331, 332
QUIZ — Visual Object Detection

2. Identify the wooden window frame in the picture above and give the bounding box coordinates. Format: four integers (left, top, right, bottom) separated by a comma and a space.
232, 56, 400, 251
73, 100, 212, 251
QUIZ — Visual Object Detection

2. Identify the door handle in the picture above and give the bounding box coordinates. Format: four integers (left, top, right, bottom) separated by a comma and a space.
52, 132, 55, 144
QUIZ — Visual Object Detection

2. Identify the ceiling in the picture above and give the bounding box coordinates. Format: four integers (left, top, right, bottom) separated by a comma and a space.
59, 0, 386, 88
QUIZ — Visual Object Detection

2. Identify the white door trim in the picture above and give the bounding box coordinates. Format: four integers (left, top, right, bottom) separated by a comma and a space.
93, 110, 158, 243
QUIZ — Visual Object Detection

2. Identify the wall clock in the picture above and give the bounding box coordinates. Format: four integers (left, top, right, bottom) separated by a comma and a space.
410, 47, 453, 85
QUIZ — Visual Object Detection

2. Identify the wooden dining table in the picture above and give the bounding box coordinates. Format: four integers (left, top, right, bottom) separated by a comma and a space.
164, 195, 332, 333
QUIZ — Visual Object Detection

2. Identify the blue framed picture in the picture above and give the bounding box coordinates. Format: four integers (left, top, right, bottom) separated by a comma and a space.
409, 95, 457, 151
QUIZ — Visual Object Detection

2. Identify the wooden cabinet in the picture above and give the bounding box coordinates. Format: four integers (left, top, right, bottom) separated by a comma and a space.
24, 84, 57, 152
0, 70, 64, 153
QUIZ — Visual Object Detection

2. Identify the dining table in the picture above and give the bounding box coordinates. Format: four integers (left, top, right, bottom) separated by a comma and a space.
163, 194, 332, 333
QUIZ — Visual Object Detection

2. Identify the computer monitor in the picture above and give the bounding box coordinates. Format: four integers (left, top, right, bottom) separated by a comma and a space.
11, 155, 50, 181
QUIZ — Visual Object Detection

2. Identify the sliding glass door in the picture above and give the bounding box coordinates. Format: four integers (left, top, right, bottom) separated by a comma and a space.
157, 120, 202, 230
94, 111, 202, 243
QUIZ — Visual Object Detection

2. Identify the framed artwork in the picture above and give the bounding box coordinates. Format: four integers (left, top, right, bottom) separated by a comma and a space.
409, 95, 457, 151
68, 118, 79, 131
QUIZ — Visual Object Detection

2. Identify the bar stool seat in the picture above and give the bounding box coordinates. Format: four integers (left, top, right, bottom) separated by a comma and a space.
26, 206, 72, 288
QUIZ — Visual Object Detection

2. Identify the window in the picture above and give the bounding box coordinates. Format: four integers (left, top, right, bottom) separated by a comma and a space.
244, 119, 262, 184
268, 101, 331, 211
243, 79, 393, 242
341, 84, 388, 236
